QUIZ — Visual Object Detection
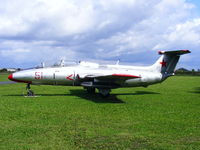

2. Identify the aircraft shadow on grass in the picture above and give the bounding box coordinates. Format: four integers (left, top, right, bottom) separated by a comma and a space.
189, 87, 200, 94
68, 90, 160, 103
4, 90, 160, 104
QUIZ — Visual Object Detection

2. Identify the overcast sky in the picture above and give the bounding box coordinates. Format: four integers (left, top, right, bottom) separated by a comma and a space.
0, 0, 199, 69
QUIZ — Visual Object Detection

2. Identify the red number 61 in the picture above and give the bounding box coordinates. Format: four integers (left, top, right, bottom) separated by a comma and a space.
35, 72, 42, 79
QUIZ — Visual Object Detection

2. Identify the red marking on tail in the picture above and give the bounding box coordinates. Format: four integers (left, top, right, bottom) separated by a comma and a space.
160, 60, 167, 67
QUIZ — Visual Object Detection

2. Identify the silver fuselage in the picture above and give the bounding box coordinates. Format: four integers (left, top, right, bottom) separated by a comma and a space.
11, 63, 163, 88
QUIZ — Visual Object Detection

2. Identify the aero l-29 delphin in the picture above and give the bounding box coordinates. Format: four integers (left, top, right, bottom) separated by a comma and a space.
8, 50, 190, 97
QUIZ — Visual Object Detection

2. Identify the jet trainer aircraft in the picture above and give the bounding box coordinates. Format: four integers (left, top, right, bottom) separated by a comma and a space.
8, 50, 190, 97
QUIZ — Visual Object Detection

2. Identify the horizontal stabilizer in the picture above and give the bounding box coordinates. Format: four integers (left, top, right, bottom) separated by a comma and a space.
158, 50, 191, 55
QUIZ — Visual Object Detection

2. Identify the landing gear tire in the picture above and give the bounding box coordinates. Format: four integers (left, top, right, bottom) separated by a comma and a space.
86, 87, 96, 94
26, 83, 34, 96
27, 90, 34, 96
98, 88, 111, 97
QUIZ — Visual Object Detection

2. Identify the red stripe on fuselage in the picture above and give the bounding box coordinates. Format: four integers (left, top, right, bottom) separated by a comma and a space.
112, 74, 141, 78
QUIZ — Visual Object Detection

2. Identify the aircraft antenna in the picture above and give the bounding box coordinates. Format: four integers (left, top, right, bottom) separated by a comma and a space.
116, 59, 120, 65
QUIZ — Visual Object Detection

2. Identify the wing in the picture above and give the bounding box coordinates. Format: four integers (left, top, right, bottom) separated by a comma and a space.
79, 73, 141, 88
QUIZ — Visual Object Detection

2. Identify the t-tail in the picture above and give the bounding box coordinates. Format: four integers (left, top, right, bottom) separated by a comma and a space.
151, 50, 191, 79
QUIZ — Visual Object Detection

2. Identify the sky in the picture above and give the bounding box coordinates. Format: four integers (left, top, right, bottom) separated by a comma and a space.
0, 0, 200, 69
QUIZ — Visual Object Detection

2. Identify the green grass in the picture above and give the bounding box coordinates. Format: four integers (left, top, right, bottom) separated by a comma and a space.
0, 75, 200, 149
0, 73, 9, 81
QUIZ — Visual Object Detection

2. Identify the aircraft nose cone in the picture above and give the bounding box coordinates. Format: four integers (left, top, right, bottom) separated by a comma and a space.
8, 74, 13, 80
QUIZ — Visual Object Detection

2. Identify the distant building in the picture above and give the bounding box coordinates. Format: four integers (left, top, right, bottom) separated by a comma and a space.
7, 68, 18, 72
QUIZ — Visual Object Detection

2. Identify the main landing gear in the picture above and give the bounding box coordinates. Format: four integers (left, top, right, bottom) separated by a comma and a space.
98, 88, 111, 97
86, 87, 96, 94
26, 83, 34, 96
85, 87, 111, 97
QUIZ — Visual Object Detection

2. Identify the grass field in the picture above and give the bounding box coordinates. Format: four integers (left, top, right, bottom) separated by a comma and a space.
0, 73, 200, 150
0, 73, 12, 81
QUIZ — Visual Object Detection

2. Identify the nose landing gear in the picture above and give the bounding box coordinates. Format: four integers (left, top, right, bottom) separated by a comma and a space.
26, 83, 34, 96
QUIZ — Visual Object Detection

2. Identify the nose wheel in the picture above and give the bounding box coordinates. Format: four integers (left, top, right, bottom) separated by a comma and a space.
26, 83, 34, 96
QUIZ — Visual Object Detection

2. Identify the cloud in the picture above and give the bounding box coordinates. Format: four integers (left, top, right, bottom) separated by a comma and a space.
0, 0, 199, 69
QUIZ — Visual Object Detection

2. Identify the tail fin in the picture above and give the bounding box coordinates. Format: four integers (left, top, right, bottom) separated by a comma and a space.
151, 50, 191, 78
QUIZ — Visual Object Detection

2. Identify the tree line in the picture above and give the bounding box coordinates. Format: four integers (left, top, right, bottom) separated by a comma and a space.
175, 68, 200, 76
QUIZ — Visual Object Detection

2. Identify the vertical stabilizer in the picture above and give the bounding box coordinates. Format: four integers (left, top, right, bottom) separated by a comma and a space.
151, 50, 190, 78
